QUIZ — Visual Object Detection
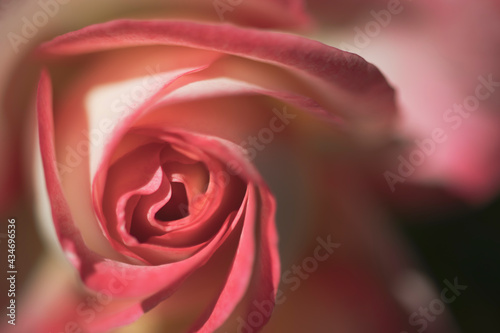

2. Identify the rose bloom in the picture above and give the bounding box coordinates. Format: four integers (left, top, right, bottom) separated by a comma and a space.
1, 1, 499, 333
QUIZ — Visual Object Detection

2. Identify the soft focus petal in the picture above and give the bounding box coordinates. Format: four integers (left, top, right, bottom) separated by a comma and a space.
37, 19, 396, 136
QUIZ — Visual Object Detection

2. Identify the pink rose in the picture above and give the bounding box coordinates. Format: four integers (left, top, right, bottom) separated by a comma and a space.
3, 11, 400, 332
5, 1, 496, 333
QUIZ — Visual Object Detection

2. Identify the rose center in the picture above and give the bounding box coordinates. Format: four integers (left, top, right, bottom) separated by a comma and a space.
154, 181, 189, 221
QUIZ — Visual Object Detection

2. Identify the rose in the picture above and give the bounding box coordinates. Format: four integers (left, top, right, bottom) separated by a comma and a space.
0, 8, 404, 331
0, 3, 457, 333
2, 2, 487, 333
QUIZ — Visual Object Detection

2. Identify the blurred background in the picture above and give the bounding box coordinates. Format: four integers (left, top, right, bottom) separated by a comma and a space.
398, 194, 500, 333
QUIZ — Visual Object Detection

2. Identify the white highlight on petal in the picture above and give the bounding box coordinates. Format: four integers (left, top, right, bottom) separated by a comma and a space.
84, 68, 200, 182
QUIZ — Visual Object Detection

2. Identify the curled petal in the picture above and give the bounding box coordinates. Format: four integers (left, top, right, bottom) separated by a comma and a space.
37, 19, 396, 130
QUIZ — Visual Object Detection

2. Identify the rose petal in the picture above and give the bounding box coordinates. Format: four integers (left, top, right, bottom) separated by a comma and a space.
37, 19, 396, 131
38, 69, 279, 332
